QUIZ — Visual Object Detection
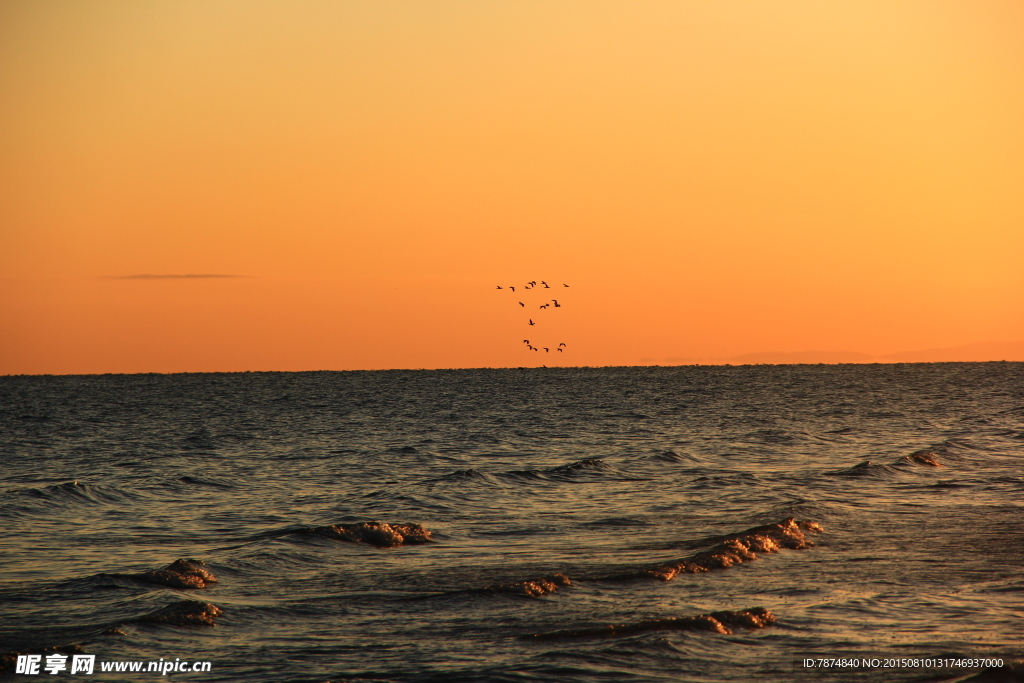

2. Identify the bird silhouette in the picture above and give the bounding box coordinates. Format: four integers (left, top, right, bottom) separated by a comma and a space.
523, 340, 530, 344
557, 348, 563, 352
539, 304, 549, 309
543, 347, 549, 352
529, 319, 535, 325
541, 281, 550, 288
518, 301, 525, 307
496, 285, 503, 289
562, 283, 569, 287
558, 343, 566, 347
529, 281, 537, 286
551, 300, 560, 307
510, 286, 515, 292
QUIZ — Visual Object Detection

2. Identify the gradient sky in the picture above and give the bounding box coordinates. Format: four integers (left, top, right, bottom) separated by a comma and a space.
2, 0, 1023, 374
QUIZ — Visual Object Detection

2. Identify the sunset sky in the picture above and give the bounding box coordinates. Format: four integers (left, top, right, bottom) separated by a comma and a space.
2, 1, 1023, 374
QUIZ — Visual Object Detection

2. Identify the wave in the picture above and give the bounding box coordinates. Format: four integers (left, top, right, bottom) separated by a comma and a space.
520, 607, 776, 641
0, 481, 141, 513
651, 450, 701, 463
438, 519, 822, 599
831, 448, 946, 476
532, 458, 619, 478
419, 469, 503, 486
687, 472, 762, 489
545, 458, 608, 473
176, 475, 236, 489
830, 461, 899, 477
416, 458, 633, 488
117, 559, 218, 589
599, 518, 822, 582
132, 599, 222, 628
475, 573, 573, 598
412, 573, 574, 601
299, 521, 433, 547
901, 450, 943, 467
505, 458, 637, 483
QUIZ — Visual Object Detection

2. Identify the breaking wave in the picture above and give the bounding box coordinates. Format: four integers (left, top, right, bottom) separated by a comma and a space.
298, 521, 434, 547
521, 607, 776, 641
116, 559, 218, 590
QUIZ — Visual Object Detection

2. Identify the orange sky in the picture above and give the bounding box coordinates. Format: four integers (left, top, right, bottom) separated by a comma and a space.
2, 1, 1023, 374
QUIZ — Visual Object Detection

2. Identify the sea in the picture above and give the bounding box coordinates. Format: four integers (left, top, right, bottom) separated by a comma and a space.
1, 363, 1022, 683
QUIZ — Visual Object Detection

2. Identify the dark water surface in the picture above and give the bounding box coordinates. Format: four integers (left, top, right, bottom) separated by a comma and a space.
1, 364, 1022, 682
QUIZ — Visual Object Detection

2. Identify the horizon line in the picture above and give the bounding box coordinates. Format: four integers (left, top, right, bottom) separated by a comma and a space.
3, 358, 1021, 378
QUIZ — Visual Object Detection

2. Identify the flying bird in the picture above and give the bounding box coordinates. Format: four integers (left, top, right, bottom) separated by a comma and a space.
543, 348, 549, 352
523, 340, 530, 344
541, 281, 550, 288
562, 283, 570, 287
558, 343, 566, 347
510, 286, 516, 292
557, 348, 563, 352
551, 300, 560, 307
518, 302, 525, 307
529, 319, 535, 325
539, 304, 549, 309
496, 286, 503, 289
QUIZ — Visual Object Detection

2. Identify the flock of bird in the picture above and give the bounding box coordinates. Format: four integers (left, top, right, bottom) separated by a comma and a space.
496, 280, 570, 356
